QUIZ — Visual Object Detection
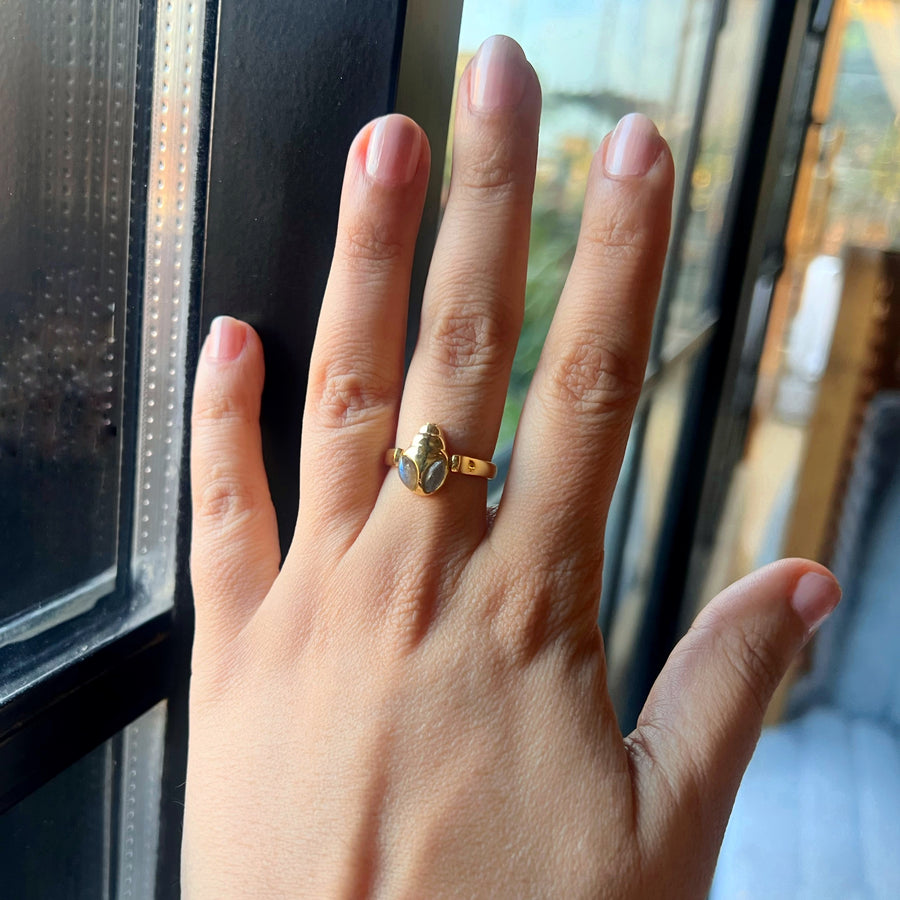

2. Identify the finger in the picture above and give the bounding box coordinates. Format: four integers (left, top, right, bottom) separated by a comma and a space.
190, 317, 280, 641
493, 115, 672, 605
300, 115, 429, 547
626, 560, 841, 865
390, 36, 540, 524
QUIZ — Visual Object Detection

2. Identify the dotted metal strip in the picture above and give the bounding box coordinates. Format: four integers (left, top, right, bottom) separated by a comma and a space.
117, 700, 167, 899
132, 0, 206, 605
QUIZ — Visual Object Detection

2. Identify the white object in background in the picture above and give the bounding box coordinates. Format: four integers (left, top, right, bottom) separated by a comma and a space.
776, 255, 844, 424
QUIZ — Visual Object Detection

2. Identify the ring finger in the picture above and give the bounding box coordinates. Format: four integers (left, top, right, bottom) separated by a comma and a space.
386, 36, 540, 535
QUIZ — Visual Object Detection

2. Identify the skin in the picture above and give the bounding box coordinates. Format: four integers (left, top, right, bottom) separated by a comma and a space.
184, 36, 841, 898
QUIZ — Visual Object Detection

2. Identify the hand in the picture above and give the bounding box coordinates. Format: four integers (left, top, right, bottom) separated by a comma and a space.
184, 35, 841, 898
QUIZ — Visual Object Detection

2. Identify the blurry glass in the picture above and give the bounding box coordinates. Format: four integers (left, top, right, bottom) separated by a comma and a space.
697, 0, 900, 606
662, 0, 767, 354
704, 4, 900, 889
0, 2, 140, 626
603, 354, 694, 705
452, 0, 719, 449
823, 2, 900, 250
0, 701, 166, 899
0, 0, 208, 695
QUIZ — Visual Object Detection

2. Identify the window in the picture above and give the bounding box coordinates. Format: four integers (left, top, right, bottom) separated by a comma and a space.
0, 0, 208, 893
706, 4, 900, 891
1, 0, 148, 690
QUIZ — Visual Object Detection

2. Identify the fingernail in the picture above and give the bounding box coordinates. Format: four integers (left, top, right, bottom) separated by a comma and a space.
469, 35, 528, 111
603, 113, 663, 177
208, 316, 246, 361
791, 571, 842, 634
365, 115, 421, 185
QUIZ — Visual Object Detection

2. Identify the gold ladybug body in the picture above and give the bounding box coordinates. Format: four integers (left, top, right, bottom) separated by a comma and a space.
398, 424, 450, 495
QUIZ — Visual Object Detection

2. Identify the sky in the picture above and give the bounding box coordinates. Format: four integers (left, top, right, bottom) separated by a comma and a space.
457, 0, 694, 100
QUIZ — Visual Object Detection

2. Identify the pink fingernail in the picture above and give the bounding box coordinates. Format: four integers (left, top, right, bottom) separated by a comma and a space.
791, 571, 842, 634
603, 113, 663, 177
365, 115, 421, 185
469, 35, 528, 111
208, 316, 246, 361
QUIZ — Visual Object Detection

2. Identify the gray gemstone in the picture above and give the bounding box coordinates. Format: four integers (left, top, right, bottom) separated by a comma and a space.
398, 455, 418, 491
421, 458, 448, 494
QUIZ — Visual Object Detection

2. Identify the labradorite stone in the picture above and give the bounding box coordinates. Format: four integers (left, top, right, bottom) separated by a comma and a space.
398, 455, 418, 491
422, 458, 448, 494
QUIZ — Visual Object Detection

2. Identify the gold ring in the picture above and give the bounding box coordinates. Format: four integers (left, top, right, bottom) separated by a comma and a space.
385, 424, 497, 495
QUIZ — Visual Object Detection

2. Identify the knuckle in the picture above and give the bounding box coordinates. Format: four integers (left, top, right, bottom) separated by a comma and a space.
309, 359, 395, 430
426, 300, 516, 379
430, 314, 485, 372
340, 218, 405, 269
492, 587, 560, 661
489, 561, 597, 662
454, 141, 520, 201
192, 387, 255, 430
195, 462, 260, 525
546, 338, 644, 419
579, 214, 653, 264
719, 626, 783, 717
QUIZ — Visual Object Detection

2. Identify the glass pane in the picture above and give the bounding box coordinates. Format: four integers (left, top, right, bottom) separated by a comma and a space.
0, 0, 208, 696
0, 701, 166, 900
690, 7, 900, 892
131, 0, 209, 607
453, 0, 720, 450
661, 0, 767, 354
0, 1, 140, 625
690, 0, 900, 626
603, 354, 694, 709
821, 5, 900, 250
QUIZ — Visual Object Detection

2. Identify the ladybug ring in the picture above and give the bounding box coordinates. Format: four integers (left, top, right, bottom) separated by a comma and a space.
385, 424, 497, 496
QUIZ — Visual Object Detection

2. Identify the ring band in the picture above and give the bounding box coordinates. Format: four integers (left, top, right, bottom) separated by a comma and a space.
385, 423, 496, 495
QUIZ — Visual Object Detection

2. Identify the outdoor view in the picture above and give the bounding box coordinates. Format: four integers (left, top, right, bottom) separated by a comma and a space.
699, 0, 900, 609
449, 0, 763, 451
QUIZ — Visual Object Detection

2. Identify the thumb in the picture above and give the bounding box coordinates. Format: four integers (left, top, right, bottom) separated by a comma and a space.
626, 559, 841, 866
